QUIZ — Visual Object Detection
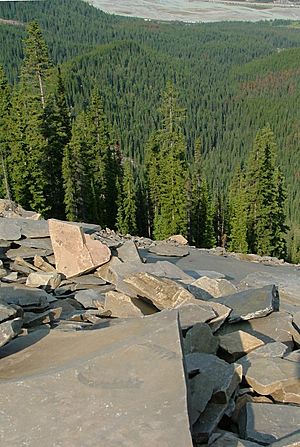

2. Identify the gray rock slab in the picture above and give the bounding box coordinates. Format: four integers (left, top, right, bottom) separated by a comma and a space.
209, 431, 262, 446
26, 272, 62, 289
177, 303, 216, 330
184, 323, 219, 354
73, 289, 106, 309
2, 218, 50, 238
6, 246, 53, 260
0, 310, 193, 447
268, 431, 300, 447
215, 285, 279, 323
0, 301, 17, 323
16, 237, 53, 251
216, 311, 295, 349
0, 285, 52, 309
116, 240, 142, 264
0, 219, 22, 240
0, 318, 23, 347
188, 283, 214, 301
148, 242, 189, 257
69, 274, 106, 286
196, 270, 226, 280
239, 403, 300, 445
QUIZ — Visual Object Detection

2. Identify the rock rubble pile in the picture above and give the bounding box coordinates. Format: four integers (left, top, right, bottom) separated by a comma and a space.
0, 209, 299, 446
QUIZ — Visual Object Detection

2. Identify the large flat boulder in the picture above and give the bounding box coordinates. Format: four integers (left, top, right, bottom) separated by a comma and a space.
49, 219, 111, 279
116, 240, 142, 264
215, 285, 279, 323
0, 311, 193, 447
148, 242, 189, 257
239, 403, 300, 445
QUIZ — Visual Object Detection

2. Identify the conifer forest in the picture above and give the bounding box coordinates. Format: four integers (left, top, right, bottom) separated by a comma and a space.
0, 0, 300, 262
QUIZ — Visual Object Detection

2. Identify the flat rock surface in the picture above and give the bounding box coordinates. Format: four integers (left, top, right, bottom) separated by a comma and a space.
177, 303, 216, 329
0, 311, 193, 447
215, 285, 279, 323
219, 330, 264, 362
239, 402, 300, 445
0, 219, 21, 240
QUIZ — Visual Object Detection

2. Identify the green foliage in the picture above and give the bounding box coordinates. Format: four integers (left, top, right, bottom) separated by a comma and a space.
228, 167, 248, 253
0, 65, 12, 199
117, 160, 137, 235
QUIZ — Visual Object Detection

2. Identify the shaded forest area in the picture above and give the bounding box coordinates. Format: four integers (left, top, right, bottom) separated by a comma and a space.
0, 0, 299, 262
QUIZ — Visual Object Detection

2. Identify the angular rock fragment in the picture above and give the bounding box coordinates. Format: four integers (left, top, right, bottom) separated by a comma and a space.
33, 255, 56, 272
218, 330, 264, 362
215, 285, 279, 323
0, 318, 23, 347
117, 240, 142, 264
216, 311, 295, 349
0, 311, 193, 447
26, 272, 62, 289
49, 219, 111, 278
23, 310, 57, 328
177, 303, 216, 330
167, 234, 188, 245
124, 272, 194, 309
243, 356, 299, 396
148, 242, 189, 257
16, 237, 53, 251
186, 353, 242, 430
237, 342, 289, 374
209, 431, 262, 446
184, 323, 219, 354
191, 276, 237, 298
73, 289, 105, 309
6, 246, 53, 260
104, 290, 157, 317
268, 431, 300, 447
0, 285, 52, 310
0, 301, 17, 323
95, 255, 123, 283
188, 282, 214, 301
0, 219, 22, 240
239, 403, 300, 445
1, 271, 19, 283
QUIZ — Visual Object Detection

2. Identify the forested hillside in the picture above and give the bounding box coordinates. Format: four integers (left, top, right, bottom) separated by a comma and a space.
0, 0, 299, 261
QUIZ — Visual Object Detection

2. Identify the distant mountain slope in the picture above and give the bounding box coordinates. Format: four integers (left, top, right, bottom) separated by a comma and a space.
0, 0, 299, 235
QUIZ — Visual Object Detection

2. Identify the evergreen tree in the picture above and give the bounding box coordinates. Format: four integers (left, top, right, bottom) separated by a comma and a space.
0, 65, 12, 200
43, 69, 71, 218
146, 82, 188, 240
190, 138, 215, 248
245, 126, 287, 257
10, 22, 52, 215
117, 159, 137, 235
228, 166, 248, 253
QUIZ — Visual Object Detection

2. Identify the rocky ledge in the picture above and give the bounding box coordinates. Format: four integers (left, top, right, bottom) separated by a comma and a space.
0, 211, 299, 446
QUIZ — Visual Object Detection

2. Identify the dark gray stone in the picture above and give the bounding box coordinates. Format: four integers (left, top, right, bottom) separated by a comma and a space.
16, 237, 53, 251
6, 246, 53, 260
0, 301, 17, 323
237, 342, 289, 374
215, 285, 279, 323
209, 431, 262, 446
0, 285, 52, 310
184, 323, 219, 354
0, 219, 22, 240
177, 303, 216, 329
187, 283, 214, 301
239, 403, 300, 445
0, 318, 23, 347
73, 289, 106, 309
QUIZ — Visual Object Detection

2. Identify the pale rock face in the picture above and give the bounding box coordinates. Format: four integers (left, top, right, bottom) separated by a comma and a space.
167, 234, 188, 245
192, 276, 237, 298
49, 219, 111, 278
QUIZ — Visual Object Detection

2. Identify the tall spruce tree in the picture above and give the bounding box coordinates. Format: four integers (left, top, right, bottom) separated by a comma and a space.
117, 159, 137, 235
0, 66, 12, 200
146, 81, 188, 240
189, 138, 215, 248
10, 22, 51, 215
228, 166, 248, 253
43, 69, 71, 218
245, 126, 287, 257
